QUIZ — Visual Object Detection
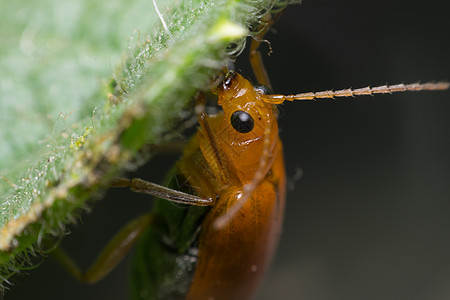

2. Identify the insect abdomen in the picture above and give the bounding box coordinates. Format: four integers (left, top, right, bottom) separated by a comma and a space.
186, 139, 286, 300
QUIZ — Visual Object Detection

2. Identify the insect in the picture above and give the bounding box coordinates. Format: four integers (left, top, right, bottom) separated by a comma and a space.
7, 2, 450, 300
43, 63, 445, 300
48, 64, 447, 300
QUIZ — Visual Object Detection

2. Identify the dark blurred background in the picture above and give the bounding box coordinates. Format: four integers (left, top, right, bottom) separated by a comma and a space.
7, 0, 450, 299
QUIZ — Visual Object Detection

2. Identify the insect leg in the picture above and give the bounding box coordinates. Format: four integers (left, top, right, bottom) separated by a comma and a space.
195, 92, 231, 185
52, 213, 154, 284
249, 13, 273, 89
111, 178, 214, 206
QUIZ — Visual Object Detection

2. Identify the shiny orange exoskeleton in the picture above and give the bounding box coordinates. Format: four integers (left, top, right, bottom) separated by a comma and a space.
52, 69, 447, 300
50, 65, 448, 300
126, 71, 447, 300
178, 71, 286, 299
52, 70, 287, 300
50, 62, 448, 300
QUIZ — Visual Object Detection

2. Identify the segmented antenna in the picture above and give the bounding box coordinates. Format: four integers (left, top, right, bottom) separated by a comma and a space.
261, 82, 450, 104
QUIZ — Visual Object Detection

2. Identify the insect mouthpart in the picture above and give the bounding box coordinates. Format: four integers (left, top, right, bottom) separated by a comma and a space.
222, 70, 237, 89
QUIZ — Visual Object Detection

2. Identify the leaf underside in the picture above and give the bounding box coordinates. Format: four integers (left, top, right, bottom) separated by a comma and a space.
0, 0, 296, 290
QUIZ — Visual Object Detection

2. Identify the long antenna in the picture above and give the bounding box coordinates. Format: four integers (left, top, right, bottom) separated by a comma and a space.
261, 82, 449, 104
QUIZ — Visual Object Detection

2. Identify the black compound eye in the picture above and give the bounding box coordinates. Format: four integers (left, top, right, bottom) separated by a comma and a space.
230, 110, 254, 133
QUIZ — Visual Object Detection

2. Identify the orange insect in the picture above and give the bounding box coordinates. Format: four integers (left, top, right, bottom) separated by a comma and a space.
46, 13, 448, 300
50, 65, 447, 300
180, 71, 286, 299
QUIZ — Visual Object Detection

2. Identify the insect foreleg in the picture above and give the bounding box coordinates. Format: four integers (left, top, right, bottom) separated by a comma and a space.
52, 214, 154, 284
249, 13, 274, 89
111, 178, 214, 206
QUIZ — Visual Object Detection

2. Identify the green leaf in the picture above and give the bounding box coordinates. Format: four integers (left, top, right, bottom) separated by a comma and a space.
0, 0, 295, 289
